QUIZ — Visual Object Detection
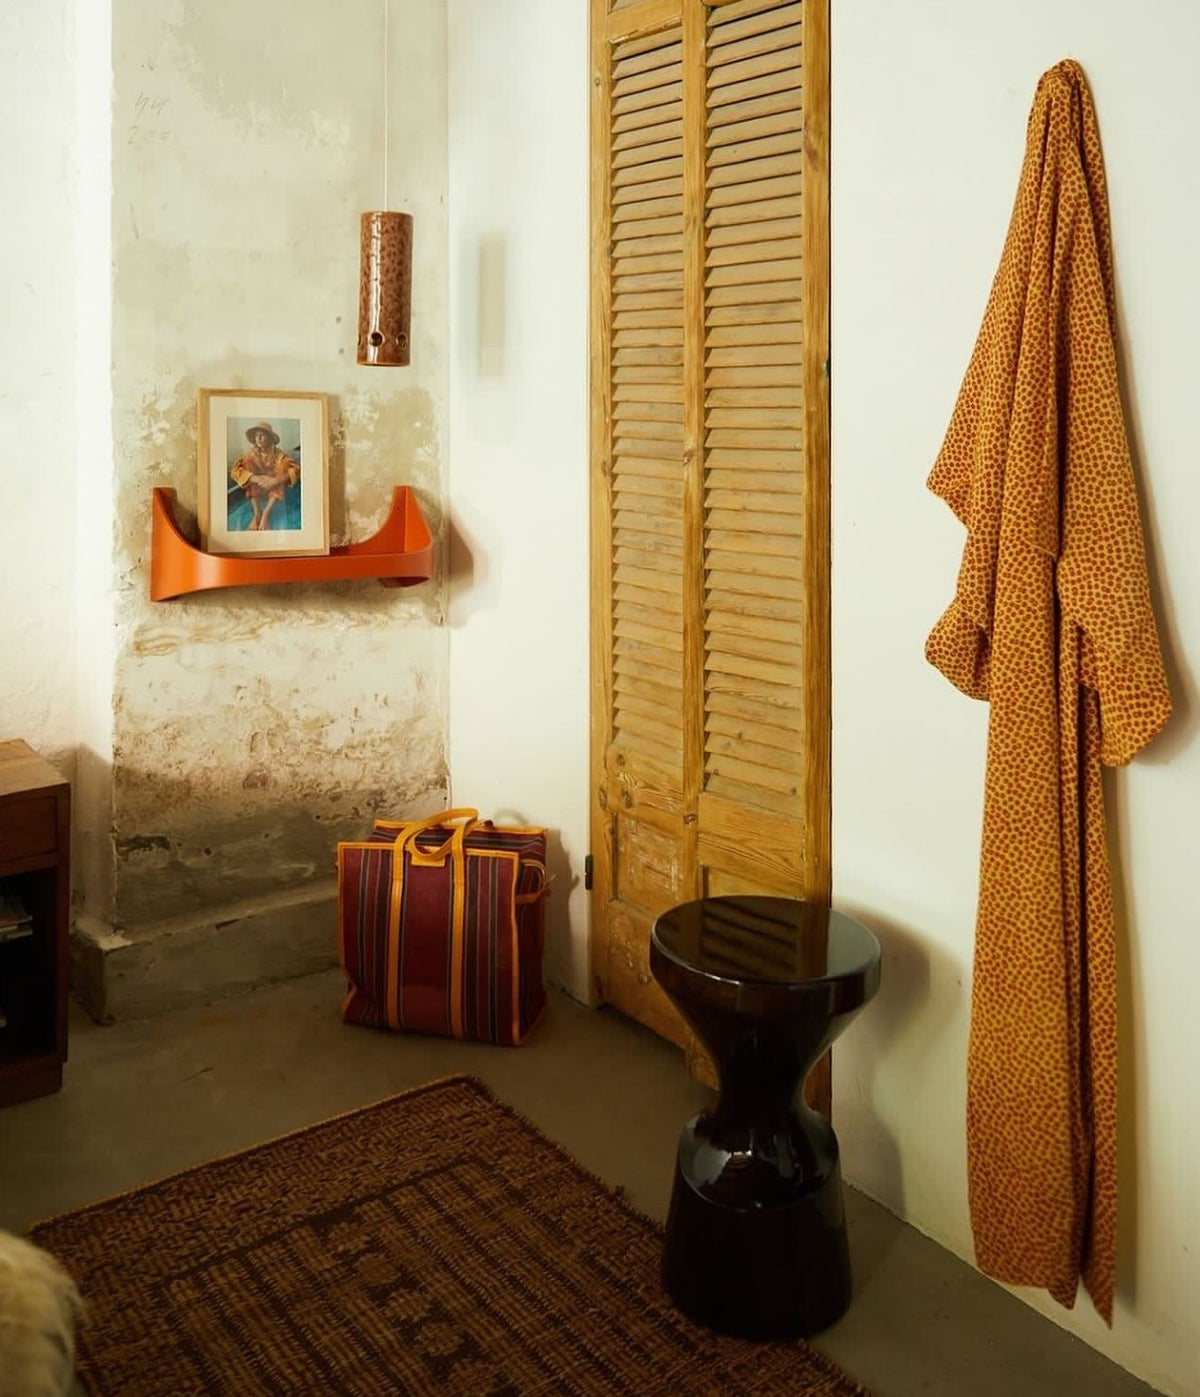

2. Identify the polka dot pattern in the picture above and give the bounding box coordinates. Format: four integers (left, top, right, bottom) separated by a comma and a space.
925, 60, 1171, 1324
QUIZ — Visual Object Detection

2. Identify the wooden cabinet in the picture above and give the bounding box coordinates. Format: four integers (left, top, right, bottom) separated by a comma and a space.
0, 740, 70, 1107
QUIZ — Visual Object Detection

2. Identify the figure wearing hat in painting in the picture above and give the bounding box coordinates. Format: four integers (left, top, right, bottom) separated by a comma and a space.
230, 421, 299, 531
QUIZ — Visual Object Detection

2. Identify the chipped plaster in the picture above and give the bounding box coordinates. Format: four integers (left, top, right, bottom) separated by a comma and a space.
100, 0, 450, 972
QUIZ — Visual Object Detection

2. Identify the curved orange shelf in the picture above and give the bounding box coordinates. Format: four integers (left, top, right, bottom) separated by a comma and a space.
150, 486, 434, 601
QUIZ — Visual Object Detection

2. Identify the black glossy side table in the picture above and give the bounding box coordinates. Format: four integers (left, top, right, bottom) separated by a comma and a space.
650, 896, 881, 1339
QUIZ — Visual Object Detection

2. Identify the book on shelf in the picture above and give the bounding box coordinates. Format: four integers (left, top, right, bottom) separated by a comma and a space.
0, 891, 33, 943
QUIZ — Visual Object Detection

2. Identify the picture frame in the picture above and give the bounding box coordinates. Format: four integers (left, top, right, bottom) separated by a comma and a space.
197, 389, 330, 557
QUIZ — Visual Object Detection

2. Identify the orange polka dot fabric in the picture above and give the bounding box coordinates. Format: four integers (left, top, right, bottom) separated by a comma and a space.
925, 60, 1170, 1323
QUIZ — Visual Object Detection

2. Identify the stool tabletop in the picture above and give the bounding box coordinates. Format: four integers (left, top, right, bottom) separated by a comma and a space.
651, 896, 880, 989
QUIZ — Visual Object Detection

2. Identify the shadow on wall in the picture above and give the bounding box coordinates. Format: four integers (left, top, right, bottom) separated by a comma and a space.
477, 234, 507, 378
833, 903, 967, 1287
1115, 314, 1196, 766
1104, 763, 1143, 1310
486, 807, 578, 995
446, 510, 487, 627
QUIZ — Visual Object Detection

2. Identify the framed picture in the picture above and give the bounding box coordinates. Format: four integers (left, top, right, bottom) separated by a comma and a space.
197, 389, 329, 557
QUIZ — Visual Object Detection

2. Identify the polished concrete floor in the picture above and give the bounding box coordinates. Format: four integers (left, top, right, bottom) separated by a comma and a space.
0, 970, 1163, 1397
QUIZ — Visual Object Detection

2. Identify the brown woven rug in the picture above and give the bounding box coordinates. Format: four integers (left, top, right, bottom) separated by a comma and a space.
30, 1075, 871, 1396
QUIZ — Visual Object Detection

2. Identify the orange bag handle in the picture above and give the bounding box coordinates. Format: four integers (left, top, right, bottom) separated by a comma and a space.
385, 808, 479, 1037
396, 808, 480, 866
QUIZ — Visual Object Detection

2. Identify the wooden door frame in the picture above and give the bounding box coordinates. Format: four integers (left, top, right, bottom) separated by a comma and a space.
587, 0, 831, 1059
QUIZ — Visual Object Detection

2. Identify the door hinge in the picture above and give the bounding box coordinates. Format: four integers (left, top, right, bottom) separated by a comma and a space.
584, 854, 594, 891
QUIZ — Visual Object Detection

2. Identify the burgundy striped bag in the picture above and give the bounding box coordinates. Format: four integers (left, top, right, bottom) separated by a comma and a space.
336, 808, 549, 1046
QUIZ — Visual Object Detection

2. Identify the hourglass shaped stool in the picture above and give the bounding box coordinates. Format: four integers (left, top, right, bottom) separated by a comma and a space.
650, 896, 881, 1339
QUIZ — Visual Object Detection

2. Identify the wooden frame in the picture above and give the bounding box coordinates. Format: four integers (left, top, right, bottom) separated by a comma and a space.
588, 0, 831, 1104
197, 389, 330, 557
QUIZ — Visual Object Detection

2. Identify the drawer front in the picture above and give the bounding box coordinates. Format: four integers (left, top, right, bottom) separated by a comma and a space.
0, 796, 57, 863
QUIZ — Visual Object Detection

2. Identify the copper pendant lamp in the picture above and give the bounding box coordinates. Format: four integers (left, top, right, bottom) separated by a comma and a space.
357, 0, 413, 367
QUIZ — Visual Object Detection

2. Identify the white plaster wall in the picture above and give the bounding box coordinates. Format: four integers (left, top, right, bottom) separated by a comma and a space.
0, 0, 115, 928
74, 0, 117, 931
831, 5, 1200, 1393
106, 0, 451, 938
446, 2, 591, 1001
0, 1, 81, 775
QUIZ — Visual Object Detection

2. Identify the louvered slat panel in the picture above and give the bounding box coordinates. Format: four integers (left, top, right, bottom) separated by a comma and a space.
707, 407, 802, 431
613, 38, 683, 79
706, 524, 804, 554
707, 610, 804, 656
706, 343, 801, 367
615, 566, 680, 599
615, 423, 685, 447
706, 323, 802, 349
708, 0, 797, 22
613, 131, 683, 166
707, 709, 803, 754
707, 728, 805, 773
614, 228, 685, 256
614, 336, 681, 360
613, 175, 685, 207
707, 172, 802, 207
708, 5, 802, 50
616, 594, 683, 630
708, 217, 802, 250
614, 526, 682, 555
706, 300, 800, 328
708, 571, 804, 605
614, 397, 685, 421
708, 131, 802, 168
610, 24, 686, 777
702, 0, 805, 818
618, 684, 684, 721
705, 686, 803, 732
705, 468, 803, 493
708, 454, 799, 479
706, 44, 801, 94
705, 584, 801, 621
613, 439, 682, 463
705, 546, 803, 581
614, 114, 683, 151
707, 240, 800, 272
706, 64, 801, 112
614, 456, 683, 484
613, 163, 685, 195
706, 427, 801, 450
707, 88, 803, 131
709, 20, 802, 66
708, 276, 802, 305
616, 577, 685, 611
615, 642, 682, 682
615, 616, 684, 652
613, 99, 684, 139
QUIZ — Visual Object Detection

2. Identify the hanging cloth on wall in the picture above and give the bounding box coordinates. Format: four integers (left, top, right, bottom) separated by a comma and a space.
924, 59, 1170, 1323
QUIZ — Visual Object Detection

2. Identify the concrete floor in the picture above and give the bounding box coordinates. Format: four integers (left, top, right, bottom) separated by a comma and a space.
0, 970, 1163, 1397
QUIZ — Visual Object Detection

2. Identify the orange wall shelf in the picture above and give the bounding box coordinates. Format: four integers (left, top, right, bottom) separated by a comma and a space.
150, 487, 434, 601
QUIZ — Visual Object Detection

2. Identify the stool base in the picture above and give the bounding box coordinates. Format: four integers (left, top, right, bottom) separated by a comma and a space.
662, 1153, 851, 1339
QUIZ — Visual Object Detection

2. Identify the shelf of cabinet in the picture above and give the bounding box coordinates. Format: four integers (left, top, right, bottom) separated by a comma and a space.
0, 740, 70, 1110
150, 486, 434, 601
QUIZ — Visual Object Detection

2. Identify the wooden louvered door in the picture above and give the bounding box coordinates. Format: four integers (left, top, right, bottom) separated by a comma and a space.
589, 0, 829, 1098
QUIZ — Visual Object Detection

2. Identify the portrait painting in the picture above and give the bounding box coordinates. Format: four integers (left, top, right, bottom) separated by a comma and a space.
197, 389, 329, 557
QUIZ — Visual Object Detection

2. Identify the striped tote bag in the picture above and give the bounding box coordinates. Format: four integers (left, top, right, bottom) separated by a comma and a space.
337, 808, 549, 1045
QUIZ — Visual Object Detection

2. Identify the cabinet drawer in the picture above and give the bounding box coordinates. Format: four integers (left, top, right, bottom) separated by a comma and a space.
0, 797, 57, 863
